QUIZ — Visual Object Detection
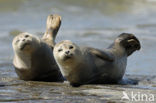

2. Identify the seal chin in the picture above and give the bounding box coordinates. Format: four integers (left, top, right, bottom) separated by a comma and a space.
19, 42, 31, 51
63, 54, 73, 61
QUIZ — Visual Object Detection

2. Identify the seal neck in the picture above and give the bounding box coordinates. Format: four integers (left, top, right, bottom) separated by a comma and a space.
110, 42, 127, 57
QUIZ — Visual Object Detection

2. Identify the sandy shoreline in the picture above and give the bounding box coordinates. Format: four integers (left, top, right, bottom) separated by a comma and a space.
0, 74, 156, 103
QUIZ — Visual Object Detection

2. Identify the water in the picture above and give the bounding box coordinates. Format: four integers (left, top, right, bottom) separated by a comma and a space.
0, 0, 155, 75
0, 0, 156, 102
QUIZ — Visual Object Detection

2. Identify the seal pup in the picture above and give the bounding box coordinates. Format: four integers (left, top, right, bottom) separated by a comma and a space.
12, 14, 64, 81
53, 33, 141, 86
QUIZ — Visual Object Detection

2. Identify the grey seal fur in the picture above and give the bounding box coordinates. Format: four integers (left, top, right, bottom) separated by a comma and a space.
12, 14, 64, 81
53, 33, 141, 86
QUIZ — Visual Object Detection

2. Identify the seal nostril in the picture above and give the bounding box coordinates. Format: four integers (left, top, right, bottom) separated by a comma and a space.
22, 39, 25, 41
65, 51, 70, 54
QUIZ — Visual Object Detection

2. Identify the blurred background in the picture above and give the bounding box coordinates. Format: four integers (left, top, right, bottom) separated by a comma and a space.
0, 0, 156, 79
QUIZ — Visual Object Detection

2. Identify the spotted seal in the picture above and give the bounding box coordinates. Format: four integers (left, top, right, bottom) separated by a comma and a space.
53, 33, 141, 86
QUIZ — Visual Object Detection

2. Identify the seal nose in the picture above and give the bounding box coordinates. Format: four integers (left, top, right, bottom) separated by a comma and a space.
22, 39, 26, 41
65, 51, 70, 54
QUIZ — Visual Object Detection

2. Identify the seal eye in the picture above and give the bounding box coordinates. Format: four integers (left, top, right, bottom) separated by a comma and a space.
58, 49, 63, 52
25, 35, 29, 38
15, 40, 20, 43
69, 45, 73, 49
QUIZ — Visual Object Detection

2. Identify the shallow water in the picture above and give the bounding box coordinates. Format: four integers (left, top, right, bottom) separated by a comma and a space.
0, 0, 156, 75
0, 0, 156, 102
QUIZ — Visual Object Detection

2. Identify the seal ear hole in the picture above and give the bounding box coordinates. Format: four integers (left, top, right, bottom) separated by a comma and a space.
58, 48, 63, 52
69, 45, 73, 49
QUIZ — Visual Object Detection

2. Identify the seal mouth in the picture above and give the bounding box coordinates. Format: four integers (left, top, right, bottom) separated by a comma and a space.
20, 42, 31, 50
63, 55, 73, 61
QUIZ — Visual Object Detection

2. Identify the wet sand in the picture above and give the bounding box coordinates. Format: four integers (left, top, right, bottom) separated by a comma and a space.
0, 73, 156, 103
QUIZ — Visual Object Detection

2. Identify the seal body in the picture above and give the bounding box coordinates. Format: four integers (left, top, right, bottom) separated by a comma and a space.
53, 33, 141, 86
13, 32, 64, 81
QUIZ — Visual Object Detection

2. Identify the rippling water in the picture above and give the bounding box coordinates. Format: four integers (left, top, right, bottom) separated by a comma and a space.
0, 0, 156, 80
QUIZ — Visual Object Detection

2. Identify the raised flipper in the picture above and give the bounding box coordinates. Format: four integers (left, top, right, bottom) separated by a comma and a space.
42, 14, 61, 47
87, 47, 114, 62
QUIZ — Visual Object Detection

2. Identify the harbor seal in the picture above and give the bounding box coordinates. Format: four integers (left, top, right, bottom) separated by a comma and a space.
53, 33, 141, 86
12, 14, 64, 81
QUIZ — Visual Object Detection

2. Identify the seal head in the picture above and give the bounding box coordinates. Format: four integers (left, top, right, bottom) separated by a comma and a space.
115, 33, 141, 56
12, 32, 40, 54
54, 40, 81, 62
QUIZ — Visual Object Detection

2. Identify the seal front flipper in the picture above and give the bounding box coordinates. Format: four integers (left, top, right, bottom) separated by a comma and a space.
88, 47, 114, 62
42, 14, 61, 47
